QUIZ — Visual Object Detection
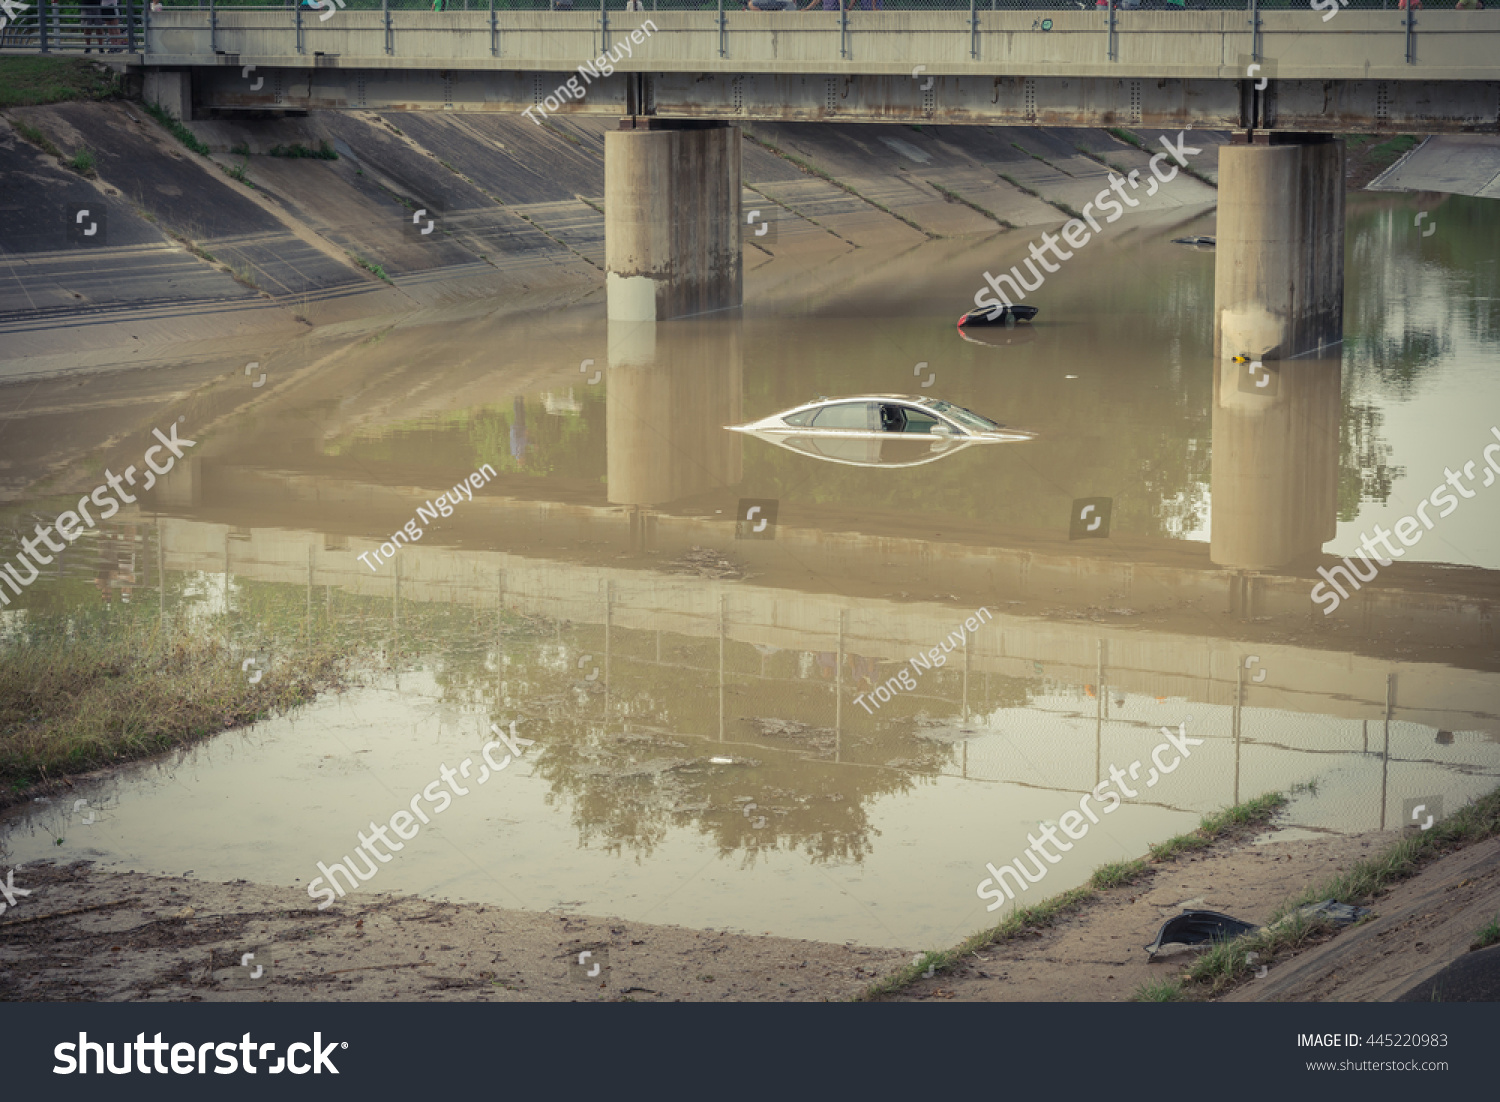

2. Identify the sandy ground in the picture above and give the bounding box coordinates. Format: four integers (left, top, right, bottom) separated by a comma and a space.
885, 829, 1437, 1002
0, 861, 911, 1002
1224, 837, 1500, 1003
6, 826, 1493, 1003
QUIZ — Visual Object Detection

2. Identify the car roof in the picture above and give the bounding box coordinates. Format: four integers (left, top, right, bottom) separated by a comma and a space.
789, 395, 938, 408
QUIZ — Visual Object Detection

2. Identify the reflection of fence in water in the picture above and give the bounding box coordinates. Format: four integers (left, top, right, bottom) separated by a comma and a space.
133, 524, 1500, 833
485, 576, 1500, 833
0, 522, 162, 605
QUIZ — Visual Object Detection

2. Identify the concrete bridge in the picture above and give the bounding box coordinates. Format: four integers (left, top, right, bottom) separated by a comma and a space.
110, 10, 1500, 131
12, 9, 1497, 336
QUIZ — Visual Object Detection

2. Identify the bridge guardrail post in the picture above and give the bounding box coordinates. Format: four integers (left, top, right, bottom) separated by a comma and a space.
39, 0, 47, 53
383, 0, 392, 56
1405, 7, 1416, 65
126, 0, 135, 54
295, 0, 303, 55
1249, 0, 1261, 65
601, 1, 609, 58
968, 0, 977, 61
489, 0, 497, 58
841, 0, 849, 60
718, 0, 725, 60
1107, 0, 1116, 63
209, 0, 216, 54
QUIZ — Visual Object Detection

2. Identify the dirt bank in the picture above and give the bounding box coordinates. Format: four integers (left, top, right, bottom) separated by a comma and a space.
0, 861, 910, 1002
878, 826, 1493, 1003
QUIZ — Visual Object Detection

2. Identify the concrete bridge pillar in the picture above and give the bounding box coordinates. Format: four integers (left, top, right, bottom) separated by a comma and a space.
143, 70, 193, 121
605, 122, 742, 322
1214, 135, 1345, 363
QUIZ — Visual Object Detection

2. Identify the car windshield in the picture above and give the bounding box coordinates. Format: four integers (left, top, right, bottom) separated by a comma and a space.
924, 400, 1002, 433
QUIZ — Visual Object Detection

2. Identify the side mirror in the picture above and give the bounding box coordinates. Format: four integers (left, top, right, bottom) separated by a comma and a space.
930, 424, 959, 437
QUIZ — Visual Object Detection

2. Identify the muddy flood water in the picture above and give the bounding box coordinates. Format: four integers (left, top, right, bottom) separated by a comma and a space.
3, 189, 1499, 953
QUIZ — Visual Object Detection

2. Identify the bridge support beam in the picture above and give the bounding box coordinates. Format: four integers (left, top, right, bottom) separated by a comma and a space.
1214, 135, 1344, 363
144, 70, 194, 122
605, 122, 742, 322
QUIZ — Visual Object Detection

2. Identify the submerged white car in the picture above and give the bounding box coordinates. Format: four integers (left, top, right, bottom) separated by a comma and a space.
726, 395, 1035, 468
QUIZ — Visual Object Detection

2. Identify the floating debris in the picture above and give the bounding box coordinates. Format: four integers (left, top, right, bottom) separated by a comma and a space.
662, 546, 747, 580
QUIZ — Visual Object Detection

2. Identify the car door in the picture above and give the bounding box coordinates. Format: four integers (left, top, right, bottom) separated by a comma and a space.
808, 401, 879, 435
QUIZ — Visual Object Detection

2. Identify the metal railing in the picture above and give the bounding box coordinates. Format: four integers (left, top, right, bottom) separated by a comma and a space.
0, 1, 141, 51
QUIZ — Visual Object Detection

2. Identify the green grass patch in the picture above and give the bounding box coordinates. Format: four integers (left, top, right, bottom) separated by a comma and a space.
0, 57, 124, 108
65, 148, 97, 177
1471, 917, 1500, 952
1150, 792, 1286, 863
221, 158, 253, 186
1186, 908, 1334, 994
0, 614, 354, 805
268, 140, 338, 160
142, 101, 210, 156
352, 254, 391, 283
10, 118, 62, 159
1107, 126, 1146, 150
1369, 135, 1419, 166
1183, 785, 1500, 995
1131, 978, 1183, 1002
1090, 858, 1150, 891
860, 791, 1289, 1001
859, 886, 1094, 1000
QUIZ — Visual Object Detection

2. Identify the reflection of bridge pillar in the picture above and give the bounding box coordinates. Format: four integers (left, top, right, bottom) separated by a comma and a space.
605, 122, 742, 321
1214, 136, 1344, 362
606, 316, 742, 506
1210, 352, 1341, 571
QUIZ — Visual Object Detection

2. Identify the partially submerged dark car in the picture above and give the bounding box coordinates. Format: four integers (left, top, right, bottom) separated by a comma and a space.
958, 304, 1039, 331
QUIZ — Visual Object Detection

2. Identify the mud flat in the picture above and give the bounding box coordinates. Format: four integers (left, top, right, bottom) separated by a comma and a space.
0, 861, 911, 1002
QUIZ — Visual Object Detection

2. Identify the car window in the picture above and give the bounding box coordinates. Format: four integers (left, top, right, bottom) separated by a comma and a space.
782, 409, 815, 427
926, 400, 1001, 433
810, 402, 875, 430
899, 407, 943, 434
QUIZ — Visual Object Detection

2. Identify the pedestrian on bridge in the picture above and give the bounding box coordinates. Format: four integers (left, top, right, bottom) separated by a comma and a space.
80, 0, 106, 52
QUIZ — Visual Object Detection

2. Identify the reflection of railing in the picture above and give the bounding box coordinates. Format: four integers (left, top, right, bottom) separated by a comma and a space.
149, 513, 1500, 739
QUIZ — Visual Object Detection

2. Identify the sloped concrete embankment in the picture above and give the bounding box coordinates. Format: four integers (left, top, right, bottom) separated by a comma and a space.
0, 104, 1221, 373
